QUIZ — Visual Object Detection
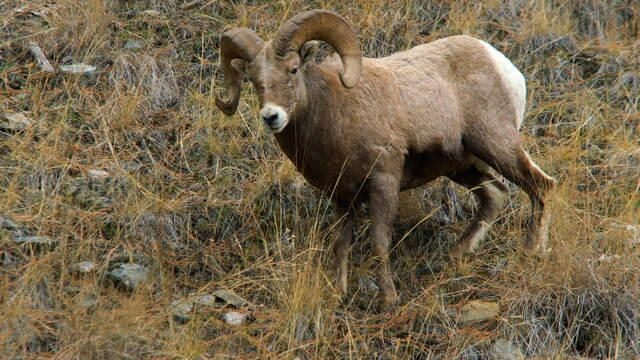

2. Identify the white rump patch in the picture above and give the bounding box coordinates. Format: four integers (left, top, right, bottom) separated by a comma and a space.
480, 41, 527, 129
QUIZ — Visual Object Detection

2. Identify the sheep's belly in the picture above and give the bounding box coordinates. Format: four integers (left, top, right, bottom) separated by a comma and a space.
400, 150, 466, 191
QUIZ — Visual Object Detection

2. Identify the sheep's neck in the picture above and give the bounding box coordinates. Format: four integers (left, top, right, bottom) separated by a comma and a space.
274, 66, 343, 190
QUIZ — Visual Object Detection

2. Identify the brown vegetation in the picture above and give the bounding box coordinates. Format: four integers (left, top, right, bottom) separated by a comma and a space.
1, 0, 639, 359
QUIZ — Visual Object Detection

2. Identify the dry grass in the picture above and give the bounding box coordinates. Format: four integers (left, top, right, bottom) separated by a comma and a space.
1, 0, 639, 359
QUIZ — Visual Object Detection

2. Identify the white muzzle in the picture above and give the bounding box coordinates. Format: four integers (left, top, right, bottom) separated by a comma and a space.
259, 103, 289, 133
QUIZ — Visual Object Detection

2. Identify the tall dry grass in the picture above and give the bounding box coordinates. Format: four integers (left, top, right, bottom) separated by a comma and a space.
1, 0, 639, 359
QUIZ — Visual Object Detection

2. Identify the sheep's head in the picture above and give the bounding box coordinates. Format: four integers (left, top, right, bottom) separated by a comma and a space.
215, 10, 362, 133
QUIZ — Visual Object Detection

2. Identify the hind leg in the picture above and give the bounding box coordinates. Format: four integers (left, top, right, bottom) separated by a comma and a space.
448, 160, 509, 257
474, 144, 556, 252
515, 151, 556, 251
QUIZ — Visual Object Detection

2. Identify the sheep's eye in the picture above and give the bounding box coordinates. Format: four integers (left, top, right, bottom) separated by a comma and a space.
290, 67, 298, 75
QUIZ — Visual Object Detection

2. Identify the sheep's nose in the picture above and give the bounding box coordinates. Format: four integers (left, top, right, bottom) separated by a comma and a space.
259, 103, 288, 133
262, 113, 278, 126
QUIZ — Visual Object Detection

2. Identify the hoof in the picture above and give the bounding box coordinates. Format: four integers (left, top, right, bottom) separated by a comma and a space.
523, 234, 550, 255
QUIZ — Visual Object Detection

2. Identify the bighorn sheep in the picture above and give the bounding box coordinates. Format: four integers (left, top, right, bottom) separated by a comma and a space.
215, 10, 556, 309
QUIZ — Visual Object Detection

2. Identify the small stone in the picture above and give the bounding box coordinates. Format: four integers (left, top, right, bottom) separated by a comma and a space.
358, 276, 379, 293
212, 289, 251, 308
222, 311, 247, 326
2, 112, 33, 131
597, 254, 621, 263
59, 63, 96, 75
13, 236, 57, 248
169, 294, 220, 323
459, 300, 499, 322
194, 294, 217, 306
124, 39, 145, 50
620, 72, 640, 89
294, 314, 310, 342
170, 299, 194, 322
30, 9, 49, 17
87, 169, 110, 180
596, 62, 619, 75
141, 9, 161, 16
72, 261, 97, 273
107, 263, 149, 290
492, 339, 524, 360
0, 214, 22, 232
78, 294, 98, 309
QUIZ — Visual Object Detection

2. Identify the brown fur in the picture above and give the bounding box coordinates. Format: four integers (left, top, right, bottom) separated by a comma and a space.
223, 32, 556, 310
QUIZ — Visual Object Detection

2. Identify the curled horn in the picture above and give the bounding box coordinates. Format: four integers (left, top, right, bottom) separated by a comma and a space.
272, 10, 361, 88
215, 28, 264, 115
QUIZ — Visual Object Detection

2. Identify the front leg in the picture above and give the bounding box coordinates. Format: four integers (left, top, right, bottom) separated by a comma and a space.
368, 173, 400, 310
333, 202, 353, 298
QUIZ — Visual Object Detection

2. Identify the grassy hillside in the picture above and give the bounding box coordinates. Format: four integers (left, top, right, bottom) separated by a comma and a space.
1, 0, 639, 359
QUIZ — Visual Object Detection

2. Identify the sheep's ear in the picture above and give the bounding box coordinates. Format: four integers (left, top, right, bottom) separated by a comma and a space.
300, 41, 320, 66
230, 58, 246, 75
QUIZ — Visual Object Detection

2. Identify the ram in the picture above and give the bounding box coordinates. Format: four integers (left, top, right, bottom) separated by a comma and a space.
215, 10, 556, 309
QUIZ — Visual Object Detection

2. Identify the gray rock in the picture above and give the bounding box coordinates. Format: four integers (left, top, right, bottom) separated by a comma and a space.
72, 261, 97, 273
194, 294, 217, 306
169, 294, 222, 323
107, 263, 149, 290
358, 276, 379, 293
212, 289, 251, 308
0, 214, 22, 233
124, 39, 145, 50
60, 63, 96, 75
1, 112, 33, 131
458, 301, 499, 322
78, 294, 98, 309
492, 339, 524, 360
13, 236, 57, 248
222, 311, 247, 326
141, 9, 161, 16
170, 299, 194, 322
620, 72, 640, 89
87, 169, 110, 180
596, 62, 619, 75
294, 314, 310, 342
